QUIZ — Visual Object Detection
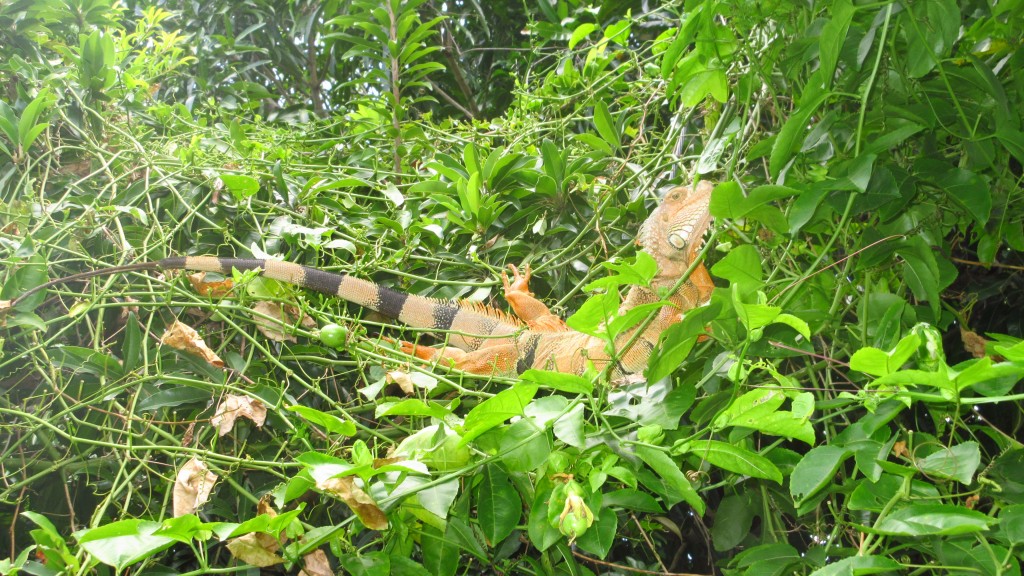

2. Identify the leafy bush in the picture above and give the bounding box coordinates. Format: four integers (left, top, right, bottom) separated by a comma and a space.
0, 0, 1022, 575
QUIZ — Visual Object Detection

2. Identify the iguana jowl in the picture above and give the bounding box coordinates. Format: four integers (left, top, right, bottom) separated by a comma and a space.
10, 182, 714, 377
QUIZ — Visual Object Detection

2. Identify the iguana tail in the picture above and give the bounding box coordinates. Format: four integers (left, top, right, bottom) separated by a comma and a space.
11, 256, 524, 350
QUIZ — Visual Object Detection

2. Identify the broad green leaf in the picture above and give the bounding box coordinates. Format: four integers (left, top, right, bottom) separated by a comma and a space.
75, 520, 175, 571
519, 369, 593, 394
942, 167, 991, 226
916, 442, 981, 485
646, 303, 719, 382
575, 506, 616, 558
773, 313, 811, 340
477, 464, 521, 544
461, 384, 538, 444
375, 398, 454, 420
678, 440, 782, 484
849, 333, 920, 377
715, 388, 815, 445
791, 445, 851, 504
592, 100, 619, 151
807, 555, 902, 576
420, 525, 458, 576
288, 405, 357, 436
709, 182, 799, 220
873, 504, 992, 536
1000, 505, 1024, 545
218, 174, 260, 200
818, 0, 854, 85
635, 446, 705, 515
710, 244, 763, 291
711, 494, 754, 551
527, 486, 562, 552
568, 23, 597, 49
770, 85, 829, 177
904, 0, 960, 78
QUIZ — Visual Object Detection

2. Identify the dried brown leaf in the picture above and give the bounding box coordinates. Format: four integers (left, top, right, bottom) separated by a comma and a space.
386, 370, 415, 395
172, 457, 218, 517
317, 476, 388, 530
211, 394, 267, 436
225, 533, 283, 567
298, 549, 333, 576
187, 271, 235, 298
161, 320, 224, 367
960, 328, 989, 359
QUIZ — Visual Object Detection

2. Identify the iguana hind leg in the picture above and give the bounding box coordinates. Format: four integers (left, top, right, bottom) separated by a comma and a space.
502, 264, 568, 332
400, 340, 520, 376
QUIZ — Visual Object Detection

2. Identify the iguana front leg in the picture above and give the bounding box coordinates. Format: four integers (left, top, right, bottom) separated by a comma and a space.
502, 264, 568, 332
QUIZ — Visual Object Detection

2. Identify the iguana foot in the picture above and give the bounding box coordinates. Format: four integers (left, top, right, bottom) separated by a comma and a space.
501, 262, 568, 332
501, 263, 532, 295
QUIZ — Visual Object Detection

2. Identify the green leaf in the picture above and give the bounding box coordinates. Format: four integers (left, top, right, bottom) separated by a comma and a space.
75, 520, 175, 570
770, 85, 829, 177
714, 388, 815, 445
711, 494, 754, 551
574, 505, 616, 558
1000, 505, 1024, 545
568, 23, 597, 49
218, 174, 260, 200
818, 0, 854, 86
904, 0, 960, 78
592, 100, 619, 151
710, 244, 763, 291
375, 398, 454, 420
849, 333, 921, 377
477, 464, 521, 544
807, 555, 902, 576
519, 369, 593, 394
942, 167, 991, 226
677, 440, 782, 484
527, 486, 562, 552
420, 525, 458, 576
773, 313, 811, 340
915, 442, 981, 485
461, 384, 539, 444
790, 445, 851, 504
635, 446, 705, 514
873, 504, 993, 536
709, 182, 799, 220
288, 405, 357, 436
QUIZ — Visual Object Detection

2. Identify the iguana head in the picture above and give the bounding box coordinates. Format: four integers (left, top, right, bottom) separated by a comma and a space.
637, 181, 714, 277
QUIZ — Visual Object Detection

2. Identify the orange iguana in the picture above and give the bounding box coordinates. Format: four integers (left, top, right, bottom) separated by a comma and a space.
8, 182, 714, 377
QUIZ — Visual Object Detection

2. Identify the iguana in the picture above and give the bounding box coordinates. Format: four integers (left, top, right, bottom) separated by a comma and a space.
7, 181, 715, 377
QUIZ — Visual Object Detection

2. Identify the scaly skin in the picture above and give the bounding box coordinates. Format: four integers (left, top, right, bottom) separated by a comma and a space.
8, 182, 715, 377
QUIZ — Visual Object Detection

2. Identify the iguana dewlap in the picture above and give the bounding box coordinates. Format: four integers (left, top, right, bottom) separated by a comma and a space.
11, 182, 714, 377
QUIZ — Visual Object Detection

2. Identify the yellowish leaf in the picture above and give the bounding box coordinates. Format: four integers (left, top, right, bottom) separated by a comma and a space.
226, 533, 283, 567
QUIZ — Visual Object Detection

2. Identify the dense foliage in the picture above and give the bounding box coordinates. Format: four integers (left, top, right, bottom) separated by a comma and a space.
1, 0, 1023, 574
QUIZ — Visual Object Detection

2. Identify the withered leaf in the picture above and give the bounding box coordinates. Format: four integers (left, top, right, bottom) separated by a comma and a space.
211, 394, 267, 436
172, 458, 218, 517
161, 320, 224, 367
317, 476, 388, 530
226, 532, 283, 567
298, 549, 332, 576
